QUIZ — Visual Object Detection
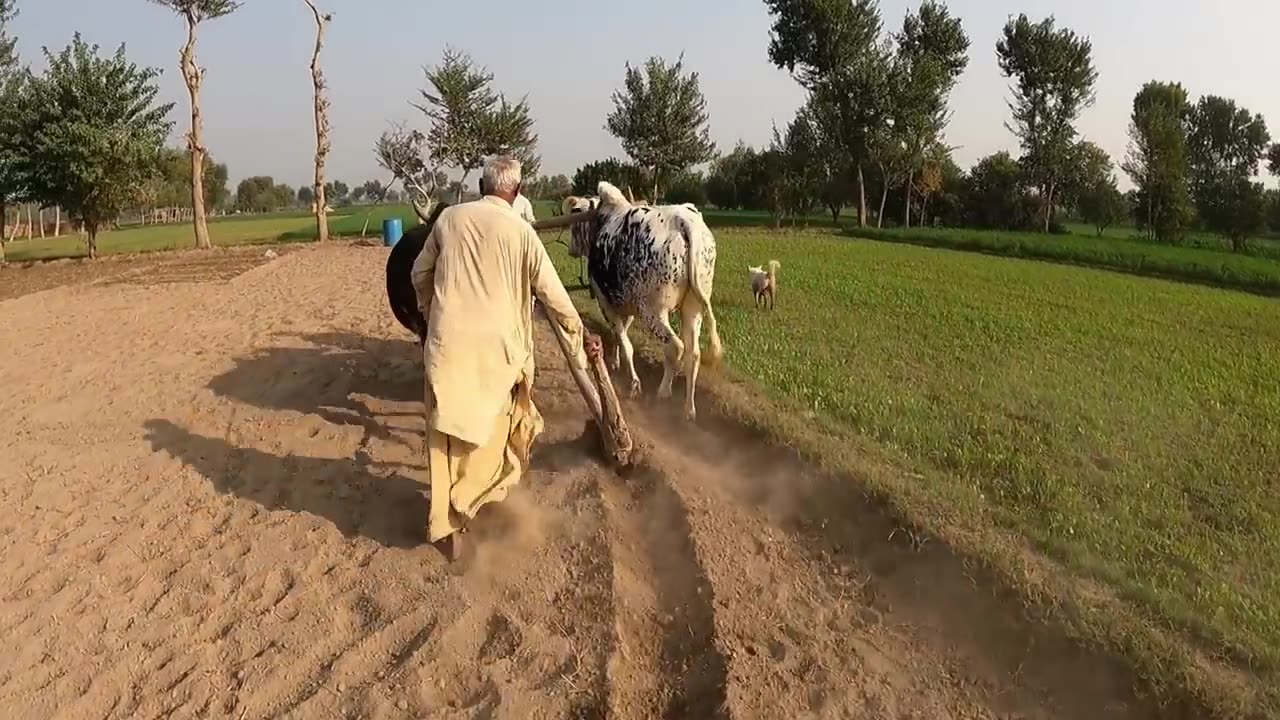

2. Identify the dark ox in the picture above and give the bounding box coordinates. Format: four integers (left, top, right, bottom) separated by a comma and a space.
385, 202, 449, 346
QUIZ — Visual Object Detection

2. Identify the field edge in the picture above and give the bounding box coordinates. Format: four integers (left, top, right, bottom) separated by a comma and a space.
566, 304, 1276, 720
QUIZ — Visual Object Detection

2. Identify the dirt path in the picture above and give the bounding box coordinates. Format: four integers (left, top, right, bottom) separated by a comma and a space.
0, 245, 1175, 719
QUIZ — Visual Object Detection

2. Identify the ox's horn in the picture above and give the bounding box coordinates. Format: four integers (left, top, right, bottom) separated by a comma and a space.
532, 209, 597, 232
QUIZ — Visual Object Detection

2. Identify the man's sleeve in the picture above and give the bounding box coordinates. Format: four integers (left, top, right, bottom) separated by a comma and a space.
527, 229, 586, 363
410, 219, 443, 317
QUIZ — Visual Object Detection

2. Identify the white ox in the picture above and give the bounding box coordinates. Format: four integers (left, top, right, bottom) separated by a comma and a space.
545, 181, 723, 420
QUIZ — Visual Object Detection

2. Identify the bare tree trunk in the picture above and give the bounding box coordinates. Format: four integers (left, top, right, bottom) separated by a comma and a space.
1043, 183, 1054, 233
304, 0, 332, 243
651, 166, 659, 204
0, 200, 6, 264
877, 164, 889, 229
86, 224, 98, 260
54, 207, 61, 237
38, 207, 45, 238
180, 13, 213, 251
857, 164, 868, 227
903, 170, 913, 229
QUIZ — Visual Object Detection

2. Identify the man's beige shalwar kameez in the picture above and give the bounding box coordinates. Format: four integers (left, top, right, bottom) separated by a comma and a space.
410, 195, 584, 543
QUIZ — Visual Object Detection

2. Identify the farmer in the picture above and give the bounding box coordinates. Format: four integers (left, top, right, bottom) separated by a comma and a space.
410, 154, 585, 561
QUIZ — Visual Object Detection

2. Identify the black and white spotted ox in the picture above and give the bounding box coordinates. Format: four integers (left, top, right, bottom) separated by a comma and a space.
561, 181, 723, 420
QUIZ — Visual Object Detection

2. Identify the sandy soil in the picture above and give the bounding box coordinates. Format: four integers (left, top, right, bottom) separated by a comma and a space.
0, 244, 1180, 719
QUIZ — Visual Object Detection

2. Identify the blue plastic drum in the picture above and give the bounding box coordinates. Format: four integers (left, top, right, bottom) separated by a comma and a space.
382, 217, 404, 247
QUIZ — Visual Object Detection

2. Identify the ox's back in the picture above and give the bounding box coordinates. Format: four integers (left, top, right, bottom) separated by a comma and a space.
588, 202, 716, 315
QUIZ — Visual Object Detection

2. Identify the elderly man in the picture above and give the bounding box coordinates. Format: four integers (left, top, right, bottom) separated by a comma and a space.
410, 155, 584, 561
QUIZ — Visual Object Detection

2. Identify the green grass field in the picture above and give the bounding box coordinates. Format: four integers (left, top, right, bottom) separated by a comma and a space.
546, 229, 1280, 714
1, 205, 422, 262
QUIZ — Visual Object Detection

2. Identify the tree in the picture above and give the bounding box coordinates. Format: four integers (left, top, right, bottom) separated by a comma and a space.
1265, 189, 1280, 234
890, 1, 969, 228
147, 146, 229, 210
303, 0, 331, 241
376, 122, 443, 219
1123, 81, 1193, 243
1268, 144, 1280, 177
996, 14, 1098, 232
765, 0, 889, 226
297, 185, 314, 208
1187, 95, 1271, 251
13, 35, 173, 258
571, 158, 646, 197
1062, 140, 1113, 214
605, 55, 715, 201
1078, 180, 1128, 237
705, 142, 757, 211
965, 152, 1030, 230
146, 0, 239, 250
415, 48, 539, 201
324, 179, 349, 205
0, 0, 22, 262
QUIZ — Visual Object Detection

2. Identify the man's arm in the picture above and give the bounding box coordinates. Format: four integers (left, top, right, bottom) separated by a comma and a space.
527, 229, 586, 361
410, 220, 443, 317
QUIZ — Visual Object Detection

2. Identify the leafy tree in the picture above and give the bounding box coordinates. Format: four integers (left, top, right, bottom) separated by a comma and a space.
12, 34, 173, 258
415, 48, 539, 201
996, 14, 1098, 232
705, 142, 757, 210
765, 0, 888, 226
965, 151, 1029, 230
297, 184, 314, 207
1123, 81, 1193, 243
351, 185, 367, 203
571, 158, 646, 197
605, 54, 715, 201
325, 179, 350, 205
890, 0, 969, 227
376, 122, 443, 218
523, 174, 572, 201
1268, 143, 1280, 177
1265, 189, 1280, 234
1187, 95, 1271, 251
146, 0, 240, 250
235, 176, 294, 213
147, 146, 229, 210
0, 0, 22, 261
665, 171, 709, 207
1062, 140, 1113, 212
1078, 180, 1128, 237
356, 180, 386, 203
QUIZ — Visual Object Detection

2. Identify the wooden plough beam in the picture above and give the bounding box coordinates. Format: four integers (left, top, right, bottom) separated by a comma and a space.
541, 308, 634, 469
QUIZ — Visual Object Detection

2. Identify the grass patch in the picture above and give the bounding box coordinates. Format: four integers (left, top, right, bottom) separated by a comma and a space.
2, 204, 424, 262
852, 225, 1280, 296
545, 228, 1280, 716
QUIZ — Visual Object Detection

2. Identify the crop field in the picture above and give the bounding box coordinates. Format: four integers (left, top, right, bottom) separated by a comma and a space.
546, 227, 1280, 708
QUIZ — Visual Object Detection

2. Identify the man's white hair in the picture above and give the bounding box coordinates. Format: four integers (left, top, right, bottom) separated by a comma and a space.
482, 155, 523, 195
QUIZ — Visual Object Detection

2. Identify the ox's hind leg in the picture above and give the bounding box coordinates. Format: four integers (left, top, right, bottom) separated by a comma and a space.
679, 295, 704, 421
642, 308, 684, 401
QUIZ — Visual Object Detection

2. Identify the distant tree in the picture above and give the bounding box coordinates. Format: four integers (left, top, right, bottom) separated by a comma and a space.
1123, 81, 1193, 243
1187, 95, 1271, 251
890, 0, 969, 227
523, 173, 572, 201
996, 14, 1098, 232
705, 142, 757, 211
384, 188, 401, 203
415, 48, 539, 201
965, 151, 1029, 230
0, 0, 23, 262
1268, 144, 1280, 177
376, 122, 444, 219
1062, 140, 1113, 213
146, 0, 240, 250
303, 0, 331, 241
297, 184, 314, 207
13, 35, 173, 258
148, 146, 229, 210
236, 176, 279, 212
606, 54, 715, 201
1078, 180, 1128, 237
351, 185, 366, 203
765, 0, 889, 226
1265, 189, 1280, 234
665, 171, 709, 207
325, 179, 349, 205
571, 158, 646, 197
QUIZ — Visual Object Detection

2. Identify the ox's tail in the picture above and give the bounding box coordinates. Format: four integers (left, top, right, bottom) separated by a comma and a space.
680, 215, 724, 363
766, 260, 781, 285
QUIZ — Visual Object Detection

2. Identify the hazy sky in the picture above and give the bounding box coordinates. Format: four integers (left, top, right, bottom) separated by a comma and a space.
12, 1, 1280, 190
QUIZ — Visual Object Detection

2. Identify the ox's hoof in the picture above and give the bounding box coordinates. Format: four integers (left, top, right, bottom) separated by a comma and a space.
628, 379, 643, 399
657, 384, 674, 400
684, 407, 697, 422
